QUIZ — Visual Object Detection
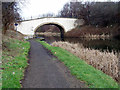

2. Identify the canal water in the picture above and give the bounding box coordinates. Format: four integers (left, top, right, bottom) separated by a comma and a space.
38, 35, 120, 53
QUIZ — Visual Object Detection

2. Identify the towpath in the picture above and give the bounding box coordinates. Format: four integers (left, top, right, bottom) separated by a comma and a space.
22, 39, 86, 88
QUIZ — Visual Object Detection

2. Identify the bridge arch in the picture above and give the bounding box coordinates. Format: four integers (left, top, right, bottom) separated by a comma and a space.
34, 22, 65, 39
17, 18, 84, 39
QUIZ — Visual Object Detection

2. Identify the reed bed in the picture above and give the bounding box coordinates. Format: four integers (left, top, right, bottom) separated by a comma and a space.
83, 34, 110, 39
52, 41, 119, 81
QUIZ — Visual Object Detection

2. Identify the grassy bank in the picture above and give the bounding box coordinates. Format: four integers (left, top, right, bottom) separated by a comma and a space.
36, 40, 118, 88
2, 37, 30, 88
52, 41, 119, 81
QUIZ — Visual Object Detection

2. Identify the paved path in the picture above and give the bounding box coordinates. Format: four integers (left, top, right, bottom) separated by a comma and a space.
22, 39, 86, 88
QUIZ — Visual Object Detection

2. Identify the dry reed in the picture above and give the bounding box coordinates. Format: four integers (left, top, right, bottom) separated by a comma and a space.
83, 34, 110, 39
36, 32, 60, 36
52, 41, 119, 81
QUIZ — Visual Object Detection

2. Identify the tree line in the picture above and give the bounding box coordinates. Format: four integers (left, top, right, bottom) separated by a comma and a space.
58, 1, 120, 27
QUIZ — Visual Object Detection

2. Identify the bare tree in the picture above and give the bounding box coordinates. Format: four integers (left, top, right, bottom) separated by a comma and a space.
59, 1, 120, 26
41, 13, 55, 18
59, 2, 92, 24
2, 1, 23, 34
89, 2, 119, 26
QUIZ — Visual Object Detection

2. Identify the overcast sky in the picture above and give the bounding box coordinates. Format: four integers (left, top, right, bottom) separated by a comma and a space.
19, 0, 119, 19
19, 0, 70, 19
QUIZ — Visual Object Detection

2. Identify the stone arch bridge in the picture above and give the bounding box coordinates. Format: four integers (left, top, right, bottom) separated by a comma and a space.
17, 17, 84, 38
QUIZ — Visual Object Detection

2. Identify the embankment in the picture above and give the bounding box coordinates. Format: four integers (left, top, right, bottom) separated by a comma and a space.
52, 41, 119, 82
37, 40, 118, 88
2, 30, 30, 88
65, 25, 120, 39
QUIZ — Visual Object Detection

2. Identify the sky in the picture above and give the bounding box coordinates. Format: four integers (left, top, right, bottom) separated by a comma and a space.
19, 0, 119, 19
19, 0, 70, 19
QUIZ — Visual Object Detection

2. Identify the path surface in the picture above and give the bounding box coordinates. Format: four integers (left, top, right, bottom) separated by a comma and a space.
22, 39, 86, 88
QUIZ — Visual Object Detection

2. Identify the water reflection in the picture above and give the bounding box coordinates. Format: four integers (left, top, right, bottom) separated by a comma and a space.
65, 38, 120, 52
38, 35, 120, 53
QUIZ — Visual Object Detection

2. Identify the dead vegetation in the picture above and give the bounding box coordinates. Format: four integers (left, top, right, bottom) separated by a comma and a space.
65, 25, 120, 39
36, 32, 60, 36
2, 29, 25, 55
3, 29, 25, 41
52, 41, 119, 82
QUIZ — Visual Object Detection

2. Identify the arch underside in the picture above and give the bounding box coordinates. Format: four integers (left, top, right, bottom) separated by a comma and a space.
34, 23, 65, 39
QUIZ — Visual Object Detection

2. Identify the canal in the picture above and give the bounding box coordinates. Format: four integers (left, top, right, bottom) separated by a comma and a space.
38, 35, 120, 53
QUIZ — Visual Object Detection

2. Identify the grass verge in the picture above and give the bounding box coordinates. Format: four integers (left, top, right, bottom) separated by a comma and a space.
36, 40, 118, 88
52, 41, 119, 80
2, 38, 30, 88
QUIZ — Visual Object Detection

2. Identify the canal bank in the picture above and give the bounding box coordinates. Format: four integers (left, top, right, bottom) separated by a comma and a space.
36, 39, 118, 88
